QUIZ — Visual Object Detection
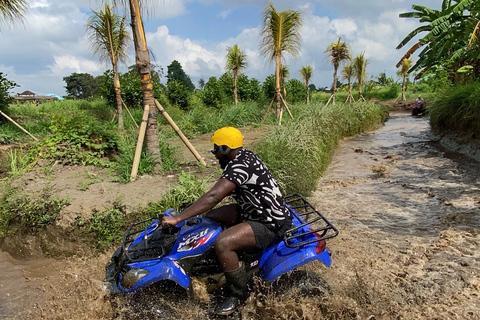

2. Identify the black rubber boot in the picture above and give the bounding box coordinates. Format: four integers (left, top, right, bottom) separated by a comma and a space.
214, 262, 249, 316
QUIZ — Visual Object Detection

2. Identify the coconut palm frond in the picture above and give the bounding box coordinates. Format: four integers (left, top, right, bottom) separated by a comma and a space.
86, 4, 131, 65
226, 44, 247, 73
300, 65, 313, 85
0, 0, 27, 27
260, 2, 303, 62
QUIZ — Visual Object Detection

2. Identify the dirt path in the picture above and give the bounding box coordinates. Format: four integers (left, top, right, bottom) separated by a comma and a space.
0, 113, 479, 319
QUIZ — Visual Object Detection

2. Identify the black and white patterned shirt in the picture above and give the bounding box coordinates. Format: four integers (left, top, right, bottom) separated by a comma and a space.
221, 148, 290, 229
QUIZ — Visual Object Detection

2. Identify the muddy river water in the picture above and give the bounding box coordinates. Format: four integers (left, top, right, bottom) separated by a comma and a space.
0, 111, 479, 319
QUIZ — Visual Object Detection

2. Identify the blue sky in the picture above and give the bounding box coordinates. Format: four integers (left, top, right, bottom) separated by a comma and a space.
0, 0, 439, 96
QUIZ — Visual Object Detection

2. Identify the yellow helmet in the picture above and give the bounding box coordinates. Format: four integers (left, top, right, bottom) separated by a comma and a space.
418, 94, 422, 98
211, 127, 243, 149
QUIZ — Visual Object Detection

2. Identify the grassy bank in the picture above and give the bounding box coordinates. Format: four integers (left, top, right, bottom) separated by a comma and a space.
429, 82, 480, 136
254, 101, 388, 196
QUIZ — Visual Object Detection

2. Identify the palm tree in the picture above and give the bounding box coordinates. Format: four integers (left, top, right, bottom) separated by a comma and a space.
0, 0, 27, 28
325, 37, 350, 105
198, 78, 205, 90
300, 65, 313, 104
342, 63, 355, 103
112, 0, 162, 177
260, 2, 303, 119
226, 44, 247, 105
353, 52, 368, 101
280, 64, 289, 101
87, 4, 130, 129
397, 58, 413, 101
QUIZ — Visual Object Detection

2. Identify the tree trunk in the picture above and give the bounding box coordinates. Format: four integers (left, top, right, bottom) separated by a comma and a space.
401, 76, 406, 101
113, 62, 123, 129
306, 80, 309, 104
332, 66, 338, 105
129, 0, 161, 170
233, 70, 238, 105
275, 54, 282, 118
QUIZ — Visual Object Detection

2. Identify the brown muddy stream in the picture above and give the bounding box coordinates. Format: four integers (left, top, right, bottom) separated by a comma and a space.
1, 111, 479, 319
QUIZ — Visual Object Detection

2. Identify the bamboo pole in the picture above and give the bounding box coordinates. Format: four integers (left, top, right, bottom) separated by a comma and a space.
279, 93, 294, 120
130, 107, 149, 181
121, 98, 139, 128
262, 97, 275, 122
325, 94, 334, 107
154, 99, 206, 166
0, 110, 38, 141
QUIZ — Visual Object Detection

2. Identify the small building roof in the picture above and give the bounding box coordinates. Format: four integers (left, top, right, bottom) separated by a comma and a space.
18, 90, 36, 96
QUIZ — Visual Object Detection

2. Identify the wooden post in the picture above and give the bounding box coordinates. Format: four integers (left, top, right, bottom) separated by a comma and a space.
262, 97, 275, 122
154, 99, 206, 166
325, 94, 334, 107
121, 98, 139, 128
130, 107, 149, 181
279, 93, 294, 120
0, 110, 38, 141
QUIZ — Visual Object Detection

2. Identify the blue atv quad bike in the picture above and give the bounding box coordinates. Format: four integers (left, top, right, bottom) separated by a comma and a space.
104, 194, 338, 314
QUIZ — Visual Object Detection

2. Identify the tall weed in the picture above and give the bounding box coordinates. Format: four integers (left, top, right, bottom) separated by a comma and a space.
429, 82, 480, 134
254, 101, 387, 195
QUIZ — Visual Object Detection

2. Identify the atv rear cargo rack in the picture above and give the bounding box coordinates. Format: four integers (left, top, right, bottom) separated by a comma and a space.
283, 194, 338, 248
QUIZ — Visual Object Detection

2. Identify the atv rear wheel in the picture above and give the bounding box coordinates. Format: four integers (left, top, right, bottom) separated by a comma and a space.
273, 270, 332, 298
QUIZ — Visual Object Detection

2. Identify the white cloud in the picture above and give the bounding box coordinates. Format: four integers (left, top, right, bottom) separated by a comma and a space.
147, 26, 224, 78
218, 9, 232, 19
331, 18, 358, 38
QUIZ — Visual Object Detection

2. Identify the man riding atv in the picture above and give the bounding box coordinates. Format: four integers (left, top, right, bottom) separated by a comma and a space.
412, 94, 426, 116
162, 126, 293, 315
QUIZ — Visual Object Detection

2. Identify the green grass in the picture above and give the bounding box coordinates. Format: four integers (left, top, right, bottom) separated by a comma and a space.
0, 184, 71, 239
253, 101, 388, 196
429, 82, 480, 135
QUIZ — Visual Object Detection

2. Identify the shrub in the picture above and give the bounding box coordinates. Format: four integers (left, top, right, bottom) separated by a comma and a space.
0, 185, 70, 239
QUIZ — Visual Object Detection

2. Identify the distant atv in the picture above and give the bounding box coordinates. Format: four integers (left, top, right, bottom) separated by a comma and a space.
104, 194, 338, 314
412, 100, 426, 116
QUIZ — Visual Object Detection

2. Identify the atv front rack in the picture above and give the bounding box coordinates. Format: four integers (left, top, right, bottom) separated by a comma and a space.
283, 194, 338, 248
121, 216, 166, 263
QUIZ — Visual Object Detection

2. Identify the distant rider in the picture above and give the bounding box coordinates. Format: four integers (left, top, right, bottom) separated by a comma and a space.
162, 126, 293, 315
416, 94, 424, 106
413, 94, 425, 115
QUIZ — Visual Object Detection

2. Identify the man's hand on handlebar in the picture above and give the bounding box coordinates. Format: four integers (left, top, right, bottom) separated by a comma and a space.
162, 215, 180, 228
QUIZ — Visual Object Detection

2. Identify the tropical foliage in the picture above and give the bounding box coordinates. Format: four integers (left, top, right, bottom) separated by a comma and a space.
300, 65, 313, 104
260, 2, 303, 118
397, 0, 480, 82
86, 4, 130, 129
352, 52, 368, 99
325, 37, 351, 104
397, 58, 413, 101
226, 44, 247, 105
0, 0, 27, 28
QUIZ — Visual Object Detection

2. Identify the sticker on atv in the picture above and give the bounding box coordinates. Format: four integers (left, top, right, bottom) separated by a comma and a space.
177, 229, 213, 252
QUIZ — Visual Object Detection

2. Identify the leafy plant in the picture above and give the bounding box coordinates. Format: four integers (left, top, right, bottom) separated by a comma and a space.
0, 186, 71, 239
31, 112, 118, 167
86, 203, 126, 250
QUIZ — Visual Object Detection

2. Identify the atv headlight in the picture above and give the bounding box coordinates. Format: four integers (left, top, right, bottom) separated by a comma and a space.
121, 268, 150, 289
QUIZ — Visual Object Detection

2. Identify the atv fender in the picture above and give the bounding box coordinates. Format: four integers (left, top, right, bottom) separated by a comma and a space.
259, 242, 332, 281
121, 258, 191, 293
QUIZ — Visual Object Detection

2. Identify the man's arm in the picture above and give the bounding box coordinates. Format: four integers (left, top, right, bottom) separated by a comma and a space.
162, 178, 237, 226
